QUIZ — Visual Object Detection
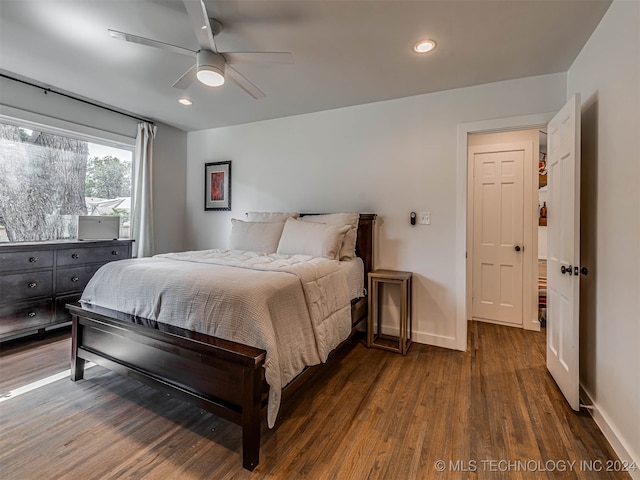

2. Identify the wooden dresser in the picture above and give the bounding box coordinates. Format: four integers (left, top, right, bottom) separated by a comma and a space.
0, 239, 133, 341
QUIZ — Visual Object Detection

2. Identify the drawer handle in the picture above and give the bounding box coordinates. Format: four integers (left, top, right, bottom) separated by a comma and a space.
71, 276, 79, 282
28, 282, 37, 288
71, 253, 79, 259
111, 250, 119, 256
28, 312, 37, 317
29, 257, 37, 263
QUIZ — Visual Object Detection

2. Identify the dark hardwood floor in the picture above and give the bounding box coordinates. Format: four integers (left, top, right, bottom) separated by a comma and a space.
0, 322, 630, 479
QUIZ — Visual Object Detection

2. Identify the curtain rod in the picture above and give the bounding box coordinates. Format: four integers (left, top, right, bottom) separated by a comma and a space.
1, 73, 154, 125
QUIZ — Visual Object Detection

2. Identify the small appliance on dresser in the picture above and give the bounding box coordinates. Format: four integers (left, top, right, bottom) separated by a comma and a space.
0, 239, 133, 341
77, 215, 120, 241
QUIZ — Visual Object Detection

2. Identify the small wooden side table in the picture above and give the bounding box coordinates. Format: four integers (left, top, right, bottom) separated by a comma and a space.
367, 269, 412, 355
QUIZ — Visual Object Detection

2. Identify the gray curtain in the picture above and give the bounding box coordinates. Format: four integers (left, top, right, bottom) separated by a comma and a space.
131, 122, 156, 257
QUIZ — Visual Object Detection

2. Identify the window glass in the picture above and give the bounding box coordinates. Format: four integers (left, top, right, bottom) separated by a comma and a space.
0, 122, 133, 242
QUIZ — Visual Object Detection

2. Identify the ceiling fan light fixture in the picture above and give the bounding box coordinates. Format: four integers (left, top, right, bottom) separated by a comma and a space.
196, 50, 225, 87
413, 39, 437, 54
197, 67, 225, 86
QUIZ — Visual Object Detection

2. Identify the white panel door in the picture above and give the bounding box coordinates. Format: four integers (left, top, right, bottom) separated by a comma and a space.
471, 145, 525, 326
546, 93, 581, 411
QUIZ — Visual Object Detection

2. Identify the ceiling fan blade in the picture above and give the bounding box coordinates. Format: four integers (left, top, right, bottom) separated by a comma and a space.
172, 65, 197, 90
226, 66, 265, 100
224, 52, 294, 65
108, 30, 195, 57
182, 0, 217, 52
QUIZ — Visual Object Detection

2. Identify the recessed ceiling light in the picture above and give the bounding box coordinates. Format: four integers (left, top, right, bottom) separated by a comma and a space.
178, 98, 193, 106
413, 39, 437, 54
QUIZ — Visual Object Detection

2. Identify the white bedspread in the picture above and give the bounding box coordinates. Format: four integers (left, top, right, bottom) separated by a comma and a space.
80, 249, 352, 427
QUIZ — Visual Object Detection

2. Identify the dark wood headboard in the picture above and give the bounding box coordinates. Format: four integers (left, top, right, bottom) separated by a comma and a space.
354, 213, 376, 285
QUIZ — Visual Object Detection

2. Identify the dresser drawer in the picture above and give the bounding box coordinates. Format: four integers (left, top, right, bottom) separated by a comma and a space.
55, 293, 82, 322
56, 264, 104, 294
0, 250, 54, 273
0, 299, 54, 336
56, 245, 129, 266
0, 270, 54, 303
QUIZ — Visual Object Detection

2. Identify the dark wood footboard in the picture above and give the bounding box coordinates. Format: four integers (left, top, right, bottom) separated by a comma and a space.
68, 303, 266, 471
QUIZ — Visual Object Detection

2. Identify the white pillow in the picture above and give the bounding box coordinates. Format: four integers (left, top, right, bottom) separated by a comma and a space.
277, 218, 350, 260
228, 219, 285, 253
246, 212, 299, 223
300, 213, 359, 260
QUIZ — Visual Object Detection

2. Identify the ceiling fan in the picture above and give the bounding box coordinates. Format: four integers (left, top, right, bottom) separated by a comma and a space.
108, 0, 293, 99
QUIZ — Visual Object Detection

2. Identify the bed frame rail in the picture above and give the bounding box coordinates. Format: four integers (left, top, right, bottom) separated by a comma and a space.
69, 303, 266, 470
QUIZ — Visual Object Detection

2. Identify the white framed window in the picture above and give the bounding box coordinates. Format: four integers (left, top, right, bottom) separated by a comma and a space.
0, 119, 134, 242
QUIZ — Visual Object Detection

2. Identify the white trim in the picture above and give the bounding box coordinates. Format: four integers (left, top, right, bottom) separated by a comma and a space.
456, 113, 555, 351
580, 386, 640, 480
414, 331, 460, 350
0, 105, 135, 148
381, 326, 460, 351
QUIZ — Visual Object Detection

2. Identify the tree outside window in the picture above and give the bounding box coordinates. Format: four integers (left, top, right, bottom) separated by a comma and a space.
0, 122, 132, 242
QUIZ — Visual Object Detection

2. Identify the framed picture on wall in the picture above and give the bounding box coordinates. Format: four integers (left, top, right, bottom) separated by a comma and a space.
204, 161, 231, 211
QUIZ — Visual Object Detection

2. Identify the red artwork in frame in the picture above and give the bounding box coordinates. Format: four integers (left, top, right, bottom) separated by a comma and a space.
210, 172, 225, 201
204, 161, 231, 211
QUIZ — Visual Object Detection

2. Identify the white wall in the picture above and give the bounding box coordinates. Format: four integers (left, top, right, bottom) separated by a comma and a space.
0, 76, 188, 254
186, 73, 566, 349
567, 0, 640, 473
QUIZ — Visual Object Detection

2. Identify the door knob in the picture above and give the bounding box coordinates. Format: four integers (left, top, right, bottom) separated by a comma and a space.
515, 245, 521, 252
561, 265, 573, 275
580, 267, 589, 276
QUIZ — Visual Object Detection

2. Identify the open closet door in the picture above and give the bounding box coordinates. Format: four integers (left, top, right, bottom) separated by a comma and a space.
546, 93, 581, 410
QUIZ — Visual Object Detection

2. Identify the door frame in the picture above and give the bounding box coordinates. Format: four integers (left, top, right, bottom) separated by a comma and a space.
468, 139, 534, 328
455, 113, 554, 351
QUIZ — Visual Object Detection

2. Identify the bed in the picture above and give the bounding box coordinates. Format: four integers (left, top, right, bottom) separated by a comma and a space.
67, 213, 375, 470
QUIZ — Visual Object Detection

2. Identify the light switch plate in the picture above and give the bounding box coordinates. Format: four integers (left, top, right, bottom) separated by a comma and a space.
419, 212, 431, 225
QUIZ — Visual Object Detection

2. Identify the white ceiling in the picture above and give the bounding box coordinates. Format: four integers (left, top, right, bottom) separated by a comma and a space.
0, 0, 611, 132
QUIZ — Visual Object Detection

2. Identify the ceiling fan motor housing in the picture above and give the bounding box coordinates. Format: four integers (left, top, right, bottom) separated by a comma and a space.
196, 50, 226, 86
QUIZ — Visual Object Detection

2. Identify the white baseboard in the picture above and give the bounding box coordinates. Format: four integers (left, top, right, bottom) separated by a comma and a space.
413, 330, 460, 351
580, 386, 640, 480
377, 325, 461, 351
